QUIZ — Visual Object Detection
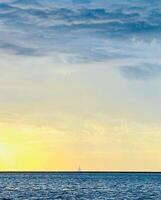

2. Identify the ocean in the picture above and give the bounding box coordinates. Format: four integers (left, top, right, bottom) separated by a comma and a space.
0, 172, 160, 199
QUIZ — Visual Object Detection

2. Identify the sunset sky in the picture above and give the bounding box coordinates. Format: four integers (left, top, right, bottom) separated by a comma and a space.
0, 0, 161, 171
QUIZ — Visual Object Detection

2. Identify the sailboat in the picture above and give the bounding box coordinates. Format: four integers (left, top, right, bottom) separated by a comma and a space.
78, 165, 81, 172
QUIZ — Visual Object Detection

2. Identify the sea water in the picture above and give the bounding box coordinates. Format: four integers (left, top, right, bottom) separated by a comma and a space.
0, 173, 160, 199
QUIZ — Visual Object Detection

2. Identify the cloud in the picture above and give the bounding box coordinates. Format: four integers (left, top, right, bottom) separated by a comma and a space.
0, 43, 39, 56
120, 64, 161, 81
0, 0, 161, 62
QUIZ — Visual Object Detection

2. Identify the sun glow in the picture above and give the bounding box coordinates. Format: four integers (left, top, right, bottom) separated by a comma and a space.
0, 117, 160, 171
0, 142, 15, 169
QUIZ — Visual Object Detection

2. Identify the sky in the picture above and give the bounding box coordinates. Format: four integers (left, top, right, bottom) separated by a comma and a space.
0, 0, 161, 171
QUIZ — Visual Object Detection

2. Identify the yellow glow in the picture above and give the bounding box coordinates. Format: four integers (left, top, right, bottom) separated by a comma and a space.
0, 115, 161, 171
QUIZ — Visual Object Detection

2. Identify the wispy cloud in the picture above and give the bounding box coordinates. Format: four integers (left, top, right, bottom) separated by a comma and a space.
120, 64, 161, 81
0, 0, 161, 127
0, 0, 161, 62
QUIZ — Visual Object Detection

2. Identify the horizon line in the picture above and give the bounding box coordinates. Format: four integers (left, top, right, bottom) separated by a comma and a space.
0, 171, 161, 173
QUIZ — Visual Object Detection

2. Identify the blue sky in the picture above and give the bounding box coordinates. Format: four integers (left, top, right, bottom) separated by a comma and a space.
0, 0, 161, 120
1, 0, 161, 63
